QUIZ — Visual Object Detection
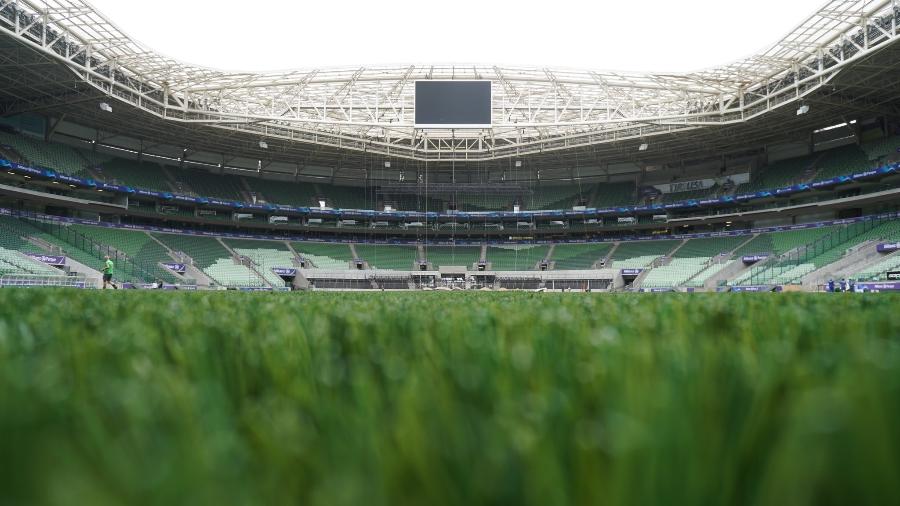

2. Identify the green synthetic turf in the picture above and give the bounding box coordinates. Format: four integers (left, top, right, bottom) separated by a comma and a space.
0, 290, 899, 505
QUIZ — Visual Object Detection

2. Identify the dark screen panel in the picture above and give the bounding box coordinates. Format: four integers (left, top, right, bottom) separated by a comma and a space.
415, 81, 492, 127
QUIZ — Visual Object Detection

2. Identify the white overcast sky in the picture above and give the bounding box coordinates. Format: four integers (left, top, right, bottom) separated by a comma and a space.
89, 0, 824, 72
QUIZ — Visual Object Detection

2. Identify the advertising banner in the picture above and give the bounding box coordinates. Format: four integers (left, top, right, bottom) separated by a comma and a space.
741, 254, 770, 264
26, 253, 66, 266
856, 282, 900, 291
161, 263, 186, 274
730, 286, 772, 292
653, 173, 749, 194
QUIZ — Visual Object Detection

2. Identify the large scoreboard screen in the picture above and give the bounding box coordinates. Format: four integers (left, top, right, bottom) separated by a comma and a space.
414, 80, 492, 128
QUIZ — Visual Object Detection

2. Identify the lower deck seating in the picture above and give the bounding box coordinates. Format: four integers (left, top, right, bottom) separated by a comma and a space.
486, 245, 550, 271
855, 254, 900, 281
732, 220, 894, 285
610, 255, 661, 270
0, 215, 147, 282
639, 236, 746, 288
292, 242, 355, 269
153, 234, 229, 268
70, 225, 179, 283
355, 245, 420, 270
550, 243, 613, 270
204, 259, 267, 288
226, 239, 295, 288
231, 248, 294, 288
154, 233, 263, 286
640, 258, 709, 288
0, 247, 59, 276
610, 240, 680, 269
423, 246, 483, 268
684, 260, 736, 287
675, 236, 746, 258
733, 227, 836, 257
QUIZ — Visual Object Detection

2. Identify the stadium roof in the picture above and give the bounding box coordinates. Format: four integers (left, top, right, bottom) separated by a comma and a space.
0, 0, 899, 165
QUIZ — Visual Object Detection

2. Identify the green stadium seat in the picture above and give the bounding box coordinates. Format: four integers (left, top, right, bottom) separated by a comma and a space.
641, 258, 709, 288
526, 185, 583, 210
591, 182, 636, 208
735, 154, 815, 194
320, 185, 372, 209
855, 255, 900, 281
486, 245, 551, 271
155, 233, 262, 287
610, 240, 680, 269
684, 260, 736, 287
732, 220, 899, 285
862, 135, 900, 161
550, 243, 613, 270
813, 145, 869, 180
0, 247, 60, 276
423, 246, 483, 269
245, 178, 319, 207
0, 132, 93, 178
292, 242, 355, 269
172, 169, 245, 200
355, 244, 420, 270
71, 225, 181, 283
94, 159, 171, 192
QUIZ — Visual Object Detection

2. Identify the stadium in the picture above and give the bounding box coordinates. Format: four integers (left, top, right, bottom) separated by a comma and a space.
0, 0, 899, 503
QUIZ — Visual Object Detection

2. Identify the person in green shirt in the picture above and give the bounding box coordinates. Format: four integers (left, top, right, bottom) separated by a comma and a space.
102, 255, 118, 289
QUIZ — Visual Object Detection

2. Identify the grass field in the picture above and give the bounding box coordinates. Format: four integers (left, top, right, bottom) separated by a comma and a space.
1, 290, 899, 505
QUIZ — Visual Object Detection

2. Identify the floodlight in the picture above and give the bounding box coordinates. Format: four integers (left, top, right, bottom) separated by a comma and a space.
639, 143, 649, 151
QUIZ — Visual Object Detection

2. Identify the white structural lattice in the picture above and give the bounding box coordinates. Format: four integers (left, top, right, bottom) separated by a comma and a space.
0, 0, 898, 160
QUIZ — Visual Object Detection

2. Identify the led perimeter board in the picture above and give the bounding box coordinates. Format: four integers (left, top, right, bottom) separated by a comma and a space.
414, 80, 492, 128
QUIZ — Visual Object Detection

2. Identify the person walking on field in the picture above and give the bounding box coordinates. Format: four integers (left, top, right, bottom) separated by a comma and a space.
102, 255, 118, 289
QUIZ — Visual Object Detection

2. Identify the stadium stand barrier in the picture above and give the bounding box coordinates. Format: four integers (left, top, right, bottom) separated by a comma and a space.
0, 273, 89, 288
